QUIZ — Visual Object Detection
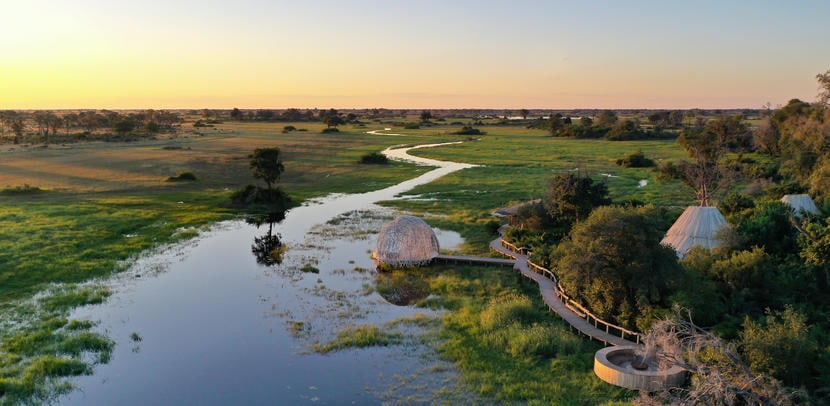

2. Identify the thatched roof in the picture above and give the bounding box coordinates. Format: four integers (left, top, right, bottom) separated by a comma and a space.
781, 194, 819, 217
375, 216, 439, 267
661, 206, 727, 258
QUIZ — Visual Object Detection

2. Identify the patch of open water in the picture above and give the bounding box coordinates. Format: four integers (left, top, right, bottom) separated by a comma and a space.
59, 142, 481, 405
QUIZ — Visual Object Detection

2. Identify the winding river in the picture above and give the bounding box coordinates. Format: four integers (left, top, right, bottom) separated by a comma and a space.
60, 142, 479, 405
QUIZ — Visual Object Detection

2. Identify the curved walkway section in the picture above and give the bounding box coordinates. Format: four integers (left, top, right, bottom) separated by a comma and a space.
489, 227, 640, 347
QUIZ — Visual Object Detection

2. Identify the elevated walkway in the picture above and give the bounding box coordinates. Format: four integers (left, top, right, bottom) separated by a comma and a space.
433, 254, 516, 267
489, 228, 639, 347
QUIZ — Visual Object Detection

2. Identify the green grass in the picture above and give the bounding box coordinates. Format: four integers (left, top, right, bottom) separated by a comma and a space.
313, 324, 403, 353
0, 283, 114, 404
390, 264, 634, 403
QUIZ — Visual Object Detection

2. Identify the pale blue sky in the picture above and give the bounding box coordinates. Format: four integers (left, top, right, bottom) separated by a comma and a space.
1, 0, 829, 108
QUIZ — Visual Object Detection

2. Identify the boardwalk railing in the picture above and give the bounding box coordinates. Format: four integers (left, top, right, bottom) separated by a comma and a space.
493, 237, 643, 344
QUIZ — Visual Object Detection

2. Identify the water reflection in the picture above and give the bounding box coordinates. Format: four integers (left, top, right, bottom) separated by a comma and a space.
375, 270, 431, 306
246, 211, 287, 266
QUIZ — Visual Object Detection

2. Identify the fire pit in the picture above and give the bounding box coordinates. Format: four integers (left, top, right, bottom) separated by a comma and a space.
594, 345, 686, 391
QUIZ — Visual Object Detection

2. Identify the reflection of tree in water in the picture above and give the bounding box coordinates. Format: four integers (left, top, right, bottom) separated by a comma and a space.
375, 270, 430, 306
247, 211, 287, 266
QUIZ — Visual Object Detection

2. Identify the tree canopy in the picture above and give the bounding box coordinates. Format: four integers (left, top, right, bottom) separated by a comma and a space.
249, 147, 285, 192
541, 173, 610, 229
553, 206, 681, 330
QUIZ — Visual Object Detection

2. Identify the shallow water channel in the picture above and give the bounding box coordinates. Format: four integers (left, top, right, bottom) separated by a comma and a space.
60, 143, 479, 405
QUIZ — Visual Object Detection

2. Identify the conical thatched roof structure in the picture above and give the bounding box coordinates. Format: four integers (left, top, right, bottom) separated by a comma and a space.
781, 194, 819, 218
375, 216, 439, 267
661, 206, 727, 258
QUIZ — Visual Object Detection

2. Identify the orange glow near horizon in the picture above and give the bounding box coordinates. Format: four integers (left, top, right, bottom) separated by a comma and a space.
2, 1, 829, 110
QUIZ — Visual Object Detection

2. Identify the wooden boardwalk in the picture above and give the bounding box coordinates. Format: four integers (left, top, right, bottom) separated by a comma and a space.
433, 254, 516, 267
488, 231, 638, 347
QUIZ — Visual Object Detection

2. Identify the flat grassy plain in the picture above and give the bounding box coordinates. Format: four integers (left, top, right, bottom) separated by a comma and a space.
0, 120, 689, 403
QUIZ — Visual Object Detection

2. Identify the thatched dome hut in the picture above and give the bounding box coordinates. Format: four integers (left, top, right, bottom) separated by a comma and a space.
375, 215, 440, 267
661, 206, 727, 258
781, 194, 819, 218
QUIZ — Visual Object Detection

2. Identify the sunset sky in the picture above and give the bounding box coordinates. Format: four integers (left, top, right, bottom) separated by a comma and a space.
2, 0, 829, 109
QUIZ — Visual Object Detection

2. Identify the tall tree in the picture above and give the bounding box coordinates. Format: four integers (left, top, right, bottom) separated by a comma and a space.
596, 110, 618, 127
817, 67, 830, 106
320, 109, 343, 128
419, 110, 433, 122
10, 118, 24, 145
660, 114, 748, 206
112, 115, 137, 136
46, 113, 61, 145
519, 109, 529, 120
542, 173, 610, 228
249, 147, 285, 192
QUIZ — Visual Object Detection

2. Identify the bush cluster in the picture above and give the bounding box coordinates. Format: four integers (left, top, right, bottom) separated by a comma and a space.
359, 152, 389, 165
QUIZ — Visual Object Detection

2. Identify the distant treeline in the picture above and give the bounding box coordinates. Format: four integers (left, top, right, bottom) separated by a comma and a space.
0, 110, 182, 144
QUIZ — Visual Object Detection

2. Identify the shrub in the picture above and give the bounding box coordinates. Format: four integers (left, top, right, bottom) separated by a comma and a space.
0, 184, 43, 195
403, 123, 420, 129
720, 193, 755, 215
359, 152, 389, 165
165, 172, 197, 182
479, 294, 536, 331
321, 128, 339, 133
452, 126, 484, 135
616, 149, 655, 167
282, 125, 296, 133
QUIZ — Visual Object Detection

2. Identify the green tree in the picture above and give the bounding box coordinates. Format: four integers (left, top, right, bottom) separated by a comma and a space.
799, 217, 830, 285
595, 110, 618, 127
817, 67, 830, 106
10, 118, 24, 145
250, 147, 285, 192
419, 110, 432, 122
659, 115, 748, 206
579, 115, 593, 127
542, 173, 610, 230
548, 113, 571, 136
519, 109, 529, 120
1, 111, 22, 143
741, 306, 817, 387
112, 116, 137, 135
553, 206, 682, 330
605, 119, 642, 141
320, 109, 344, 128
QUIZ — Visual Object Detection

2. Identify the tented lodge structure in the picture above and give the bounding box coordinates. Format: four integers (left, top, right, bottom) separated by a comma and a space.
781, 194, 819, 218
660, 206, 728, 258
374, 215, 440, 267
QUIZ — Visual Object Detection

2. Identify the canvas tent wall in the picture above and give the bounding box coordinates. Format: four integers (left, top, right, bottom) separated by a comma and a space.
660, 206, 728, 258
781, 194, 819, 218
